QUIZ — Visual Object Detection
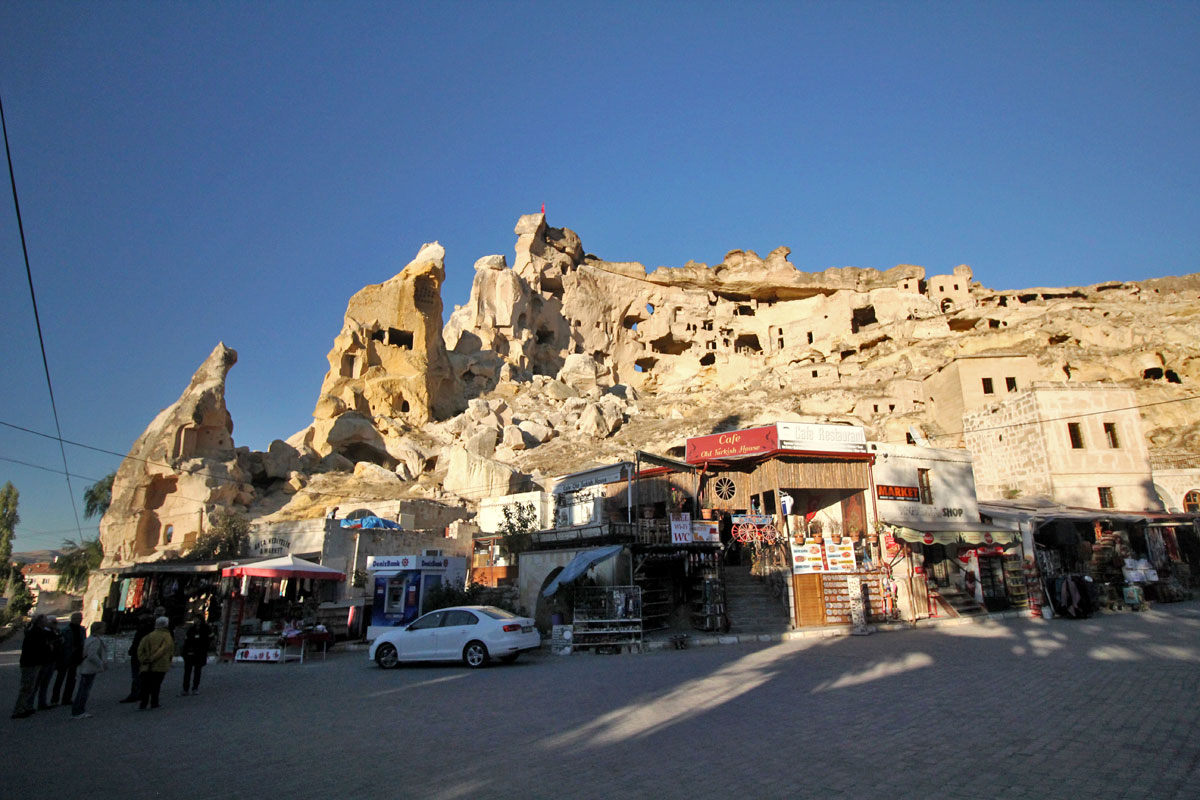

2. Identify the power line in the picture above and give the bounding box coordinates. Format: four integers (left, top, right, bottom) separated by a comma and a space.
0, 456, 101, 483
1, 88, 84, 543
928, 392, 1200, 439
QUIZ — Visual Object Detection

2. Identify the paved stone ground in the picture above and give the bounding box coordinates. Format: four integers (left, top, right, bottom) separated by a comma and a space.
3, 603, 1200, 799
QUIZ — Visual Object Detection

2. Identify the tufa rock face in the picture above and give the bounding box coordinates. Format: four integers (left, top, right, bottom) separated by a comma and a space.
97, 343, 251, 566
297, 243, 463, 466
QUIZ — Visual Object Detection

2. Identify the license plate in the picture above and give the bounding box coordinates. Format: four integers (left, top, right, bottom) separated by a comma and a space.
522, 626, 533, 633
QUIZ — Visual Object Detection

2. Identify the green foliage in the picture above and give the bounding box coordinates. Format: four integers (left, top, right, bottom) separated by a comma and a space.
2, 578, 33, 625
57, 538, 103, 593
422, 581, 517, 614
188, 509, 250, 560
0, 481, 18, 585
498, 500, 537, 560
83, 473, 115, 520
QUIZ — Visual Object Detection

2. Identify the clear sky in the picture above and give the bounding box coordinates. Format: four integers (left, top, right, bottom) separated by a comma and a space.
2, 2, 1198, 552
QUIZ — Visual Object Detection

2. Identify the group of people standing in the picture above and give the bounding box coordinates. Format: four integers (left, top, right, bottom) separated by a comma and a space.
11, 608, 211, 720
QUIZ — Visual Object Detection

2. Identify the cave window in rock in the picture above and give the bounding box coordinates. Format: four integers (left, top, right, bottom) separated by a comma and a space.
646, 303, 655, 315
1166, 370, 1181, 383
812, 370, 819, 378
807, 332, 814, 344
706, 341, 716, 351
667, 445, 686, 458
372, 328, 413, 350
622, 316, 641, 330
702, 320, 713, 331
341, 443, 395, 469
413, 277, 439, 311
989, 319, 1001, 329
163, 525, 174, 546
1006, 377, 1017, 392
735, 305, 754, 317
400, 399, 410, 414
536, 328, 554, 345
700, 353, 715, 366
1143, 368, 1164, 380
173, 426, 197, 459
851, 306, 877, 333
982, 378, 994, 395
340, 352, 361, 378
635, 357, 657, 373
650, 333, 692, 356
734, 334, 761, 354
940, 299, 953, 313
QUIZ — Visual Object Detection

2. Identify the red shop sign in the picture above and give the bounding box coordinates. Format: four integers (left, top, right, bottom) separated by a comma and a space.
922, 532, 935, 545
686, 426, 779, 463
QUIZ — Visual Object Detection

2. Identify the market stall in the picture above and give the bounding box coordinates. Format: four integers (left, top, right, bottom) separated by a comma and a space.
219, 555, 345, 662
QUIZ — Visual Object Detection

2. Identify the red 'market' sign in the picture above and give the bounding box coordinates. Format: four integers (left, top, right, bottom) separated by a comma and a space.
686, 426, 779, 463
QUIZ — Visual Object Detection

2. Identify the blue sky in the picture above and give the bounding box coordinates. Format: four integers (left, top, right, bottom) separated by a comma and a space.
2, 2, 1198, 552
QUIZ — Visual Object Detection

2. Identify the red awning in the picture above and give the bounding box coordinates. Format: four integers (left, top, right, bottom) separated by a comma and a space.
221, 554, 345, 581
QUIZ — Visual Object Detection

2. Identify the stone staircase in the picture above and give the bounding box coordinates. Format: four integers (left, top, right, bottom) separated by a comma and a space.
723, 565, 791, 635
932, 584, 986, 617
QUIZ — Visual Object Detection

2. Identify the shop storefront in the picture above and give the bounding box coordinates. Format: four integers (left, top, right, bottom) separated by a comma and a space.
99, 560, 225, 632
218, 555, 345, 662
687, 423, 881, 630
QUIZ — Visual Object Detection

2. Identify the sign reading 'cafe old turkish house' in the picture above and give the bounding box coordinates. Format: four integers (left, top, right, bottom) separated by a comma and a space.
686, 422, 868, 464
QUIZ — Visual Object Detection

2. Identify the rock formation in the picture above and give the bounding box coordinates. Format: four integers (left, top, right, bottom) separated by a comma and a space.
93, 343, 253, 573
93, 212, 1200, 572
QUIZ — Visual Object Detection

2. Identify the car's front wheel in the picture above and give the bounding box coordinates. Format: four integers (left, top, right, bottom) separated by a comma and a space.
375, 643, 400, 669
463, 640, 489, 668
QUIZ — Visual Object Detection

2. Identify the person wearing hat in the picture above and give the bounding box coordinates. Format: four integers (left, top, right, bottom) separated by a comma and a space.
136, 616, 174, 710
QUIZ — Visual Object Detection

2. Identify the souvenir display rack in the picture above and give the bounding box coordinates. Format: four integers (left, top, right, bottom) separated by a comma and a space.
685, 549, 727, 632
572, 586, 643, 652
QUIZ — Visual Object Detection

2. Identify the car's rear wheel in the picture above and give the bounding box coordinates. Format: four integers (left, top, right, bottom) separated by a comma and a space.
463, 640, 489, 668
499, 654, 519, 664
375, 643, 400, 669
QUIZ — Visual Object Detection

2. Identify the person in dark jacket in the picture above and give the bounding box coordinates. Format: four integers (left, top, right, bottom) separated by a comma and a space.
52, 612, 86, 705
11, 614, 55, 718
119, 613, 155, 703
180, 614, 211, 696
35, 616, 63, 710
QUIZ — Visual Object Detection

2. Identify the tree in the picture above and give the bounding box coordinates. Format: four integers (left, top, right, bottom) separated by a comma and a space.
498, 501, 537, 561
83, 473, 115, 520
57, 538, 103, 593
2, 577, 33, 624
188, 509, 249, 560
0, 481, 18, 587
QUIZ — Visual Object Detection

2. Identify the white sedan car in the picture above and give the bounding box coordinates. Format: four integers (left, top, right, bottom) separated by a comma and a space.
369, 605, 541, 669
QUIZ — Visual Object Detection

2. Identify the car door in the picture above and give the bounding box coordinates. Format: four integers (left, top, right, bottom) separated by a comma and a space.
434, 609, 480, 660
401, 610, 446, 660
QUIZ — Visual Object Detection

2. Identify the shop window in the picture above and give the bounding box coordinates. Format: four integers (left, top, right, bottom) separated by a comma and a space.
982, 378, 994, 395
1104, 422, 1120, 448
1068, 423, 1085, 449
1098, 487, 1114, 509
1006, 377, 1017, 391
1185, 491, 1200, 513
918, 469, 933, 505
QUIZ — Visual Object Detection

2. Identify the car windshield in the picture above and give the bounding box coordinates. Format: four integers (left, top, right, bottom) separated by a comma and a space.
477, 607, 518, 620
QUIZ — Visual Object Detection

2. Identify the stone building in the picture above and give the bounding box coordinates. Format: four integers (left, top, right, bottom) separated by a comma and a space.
964, 384, 1161, 511
922, 354, 1045, 446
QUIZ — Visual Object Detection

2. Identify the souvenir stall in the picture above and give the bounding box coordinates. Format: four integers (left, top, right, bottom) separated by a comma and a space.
219, 555, 345, 663
101, 561, 225, 632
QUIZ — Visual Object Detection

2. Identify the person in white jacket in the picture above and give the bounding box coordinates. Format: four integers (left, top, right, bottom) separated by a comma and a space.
70, 622, 108, 720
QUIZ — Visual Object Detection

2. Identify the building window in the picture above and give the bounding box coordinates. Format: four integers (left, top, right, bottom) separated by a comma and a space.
982, 378, 994, 394
1185, 491, 1200, 513
1068, 423, 1084, 449
1098, 487, 1114, 509
918, 469, 933, 505
1006, 377, 1017, 392
164, 525, 174, 544
1103, 422, 1120, 448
